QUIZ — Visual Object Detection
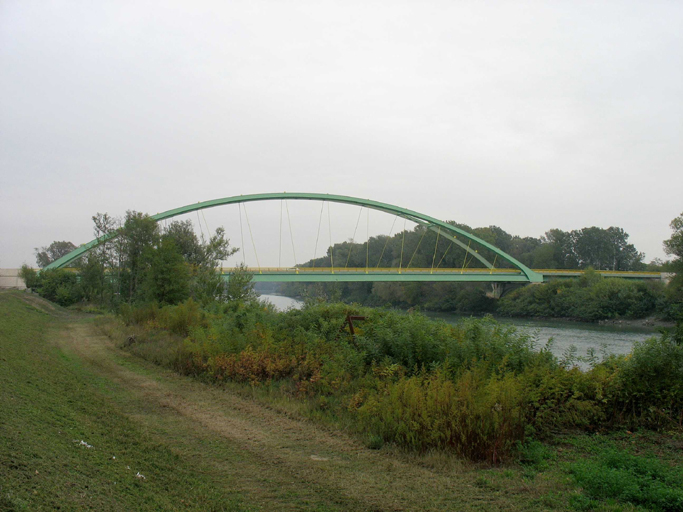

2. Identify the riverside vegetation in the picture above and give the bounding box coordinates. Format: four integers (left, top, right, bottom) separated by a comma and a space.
94, 297, 683, 510
280, 222, 680, 322
99, 299, 683, 458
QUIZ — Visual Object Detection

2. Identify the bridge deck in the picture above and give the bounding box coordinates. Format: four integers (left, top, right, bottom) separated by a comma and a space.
219, 267, 664, 283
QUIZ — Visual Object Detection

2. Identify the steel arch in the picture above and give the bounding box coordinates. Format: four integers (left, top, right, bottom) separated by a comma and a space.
44, 192, 543, 283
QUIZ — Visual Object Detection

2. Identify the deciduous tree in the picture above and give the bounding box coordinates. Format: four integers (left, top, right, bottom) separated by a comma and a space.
34, 241, 77, 268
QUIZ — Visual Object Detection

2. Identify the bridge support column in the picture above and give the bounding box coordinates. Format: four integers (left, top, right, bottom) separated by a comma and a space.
486, 282, 529, 299
486, 283, 506, 299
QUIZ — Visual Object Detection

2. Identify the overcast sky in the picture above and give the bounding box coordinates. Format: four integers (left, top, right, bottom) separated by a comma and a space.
1, 1, 681, 268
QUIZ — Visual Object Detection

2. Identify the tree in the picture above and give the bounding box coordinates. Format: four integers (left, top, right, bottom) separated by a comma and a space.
664, 212, 683, 261
224, 263, 257, 302
79, 253, 107, 303
605, 227, 644, 271
34, 241, 77, 268
569, 226, 643, 271
543, 229, 577, 269
664, 212, 683, 306
141, 237, 191, 305
120, 211, 160, 301
162, 221, 238, 304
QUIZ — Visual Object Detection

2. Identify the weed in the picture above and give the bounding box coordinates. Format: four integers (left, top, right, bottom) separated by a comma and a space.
569, 449, 683, 511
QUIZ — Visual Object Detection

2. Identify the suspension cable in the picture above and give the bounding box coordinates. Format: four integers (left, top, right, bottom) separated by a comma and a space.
312, 201, 324, 268
365, 208, 370, 273
345, 207, 363, 268
201, 209, 211, 237
460, 240, 472, 274
278, 200, 283, 267
327, 201, 334, 272
285, 200, 297, 267
242, 203, 261, 273
464, 250, 477, 270
238, 204, 246, 265
376, 216, 398, 268
430, 226, 441, 274
398, 218, 407, 273
489, 254, 498, 274
436, 241, 453, 269
406, 226, 428, 269
196, 210, 205, 241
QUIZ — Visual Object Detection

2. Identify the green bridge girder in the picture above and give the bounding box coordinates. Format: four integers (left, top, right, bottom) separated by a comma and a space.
219, 267, 666, 283
45, 192, 545, 283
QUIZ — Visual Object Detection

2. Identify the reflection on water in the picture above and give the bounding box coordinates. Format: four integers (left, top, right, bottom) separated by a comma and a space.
259, 294, 656, 363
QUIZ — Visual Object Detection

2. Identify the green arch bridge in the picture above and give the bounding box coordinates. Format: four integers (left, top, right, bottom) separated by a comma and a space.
45, 192, 665, 286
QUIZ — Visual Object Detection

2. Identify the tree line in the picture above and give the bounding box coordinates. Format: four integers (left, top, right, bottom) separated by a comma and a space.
295, 221, 648, 272
282, 217, 682, 321
21, 211, 250, 308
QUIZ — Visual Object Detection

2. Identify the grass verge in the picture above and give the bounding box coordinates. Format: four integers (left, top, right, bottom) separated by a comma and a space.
0, 291, 245, 511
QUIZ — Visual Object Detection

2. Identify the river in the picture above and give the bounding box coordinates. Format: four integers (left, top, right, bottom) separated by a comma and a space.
258, 294, 657, 364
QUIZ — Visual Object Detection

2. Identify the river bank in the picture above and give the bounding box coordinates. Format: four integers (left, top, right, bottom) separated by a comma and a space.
258, 294, 662, 365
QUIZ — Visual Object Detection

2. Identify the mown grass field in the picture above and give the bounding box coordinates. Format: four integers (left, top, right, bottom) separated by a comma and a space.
2, 290, 682, 511
0, 291, 248, 511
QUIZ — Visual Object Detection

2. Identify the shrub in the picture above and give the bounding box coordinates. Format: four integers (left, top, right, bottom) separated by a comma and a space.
110, 299, 683, 462
31, 268, 82, 306
352, 368, 525, 462
19, 265, 39, 289
519, 363, 606, 435
498, 277, 668, 321
605, 335, 683, 427
119, 302, 158, 326
157, 299, 205, 337
570, 449, 683, 511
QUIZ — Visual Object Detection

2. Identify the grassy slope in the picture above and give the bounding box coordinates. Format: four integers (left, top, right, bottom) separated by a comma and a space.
0, 291, 248, 511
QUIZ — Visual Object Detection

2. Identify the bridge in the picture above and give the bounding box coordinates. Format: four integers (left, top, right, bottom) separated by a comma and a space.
43, 192, 666, 288
219, 267, 666, 283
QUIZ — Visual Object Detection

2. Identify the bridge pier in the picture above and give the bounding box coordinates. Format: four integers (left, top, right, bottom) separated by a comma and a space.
486, 283, 507, 300
485, 282, 532, 299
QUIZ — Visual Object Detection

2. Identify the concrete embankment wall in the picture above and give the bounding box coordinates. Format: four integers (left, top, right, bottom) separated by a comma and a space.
0, 269, 27, 290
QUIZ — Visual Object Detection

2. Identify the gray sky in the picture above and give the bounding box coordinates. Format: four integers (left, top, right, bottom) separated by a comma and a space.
1, 1, 682, 268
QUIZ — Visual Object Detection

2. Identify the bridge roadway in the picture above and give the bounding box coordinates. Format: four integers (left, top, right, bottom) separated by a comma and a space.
219, 267, 666, 283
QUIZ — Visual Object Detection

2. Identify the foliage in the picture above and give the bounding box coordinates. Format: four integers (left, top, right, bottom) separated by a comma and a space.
664, 212, 683, 260
223, 262, 257, 303
664, 212, 683, 306
106, 298, 683, 463
19, 264, 39, 289
140, 237, 191, 305
120, 211, 161, 301
25, 268, 83, 306
604, 334, 683, 427
569, 449, 683, 511
352, 368, 525, 461
31, 211, 241, 309
283, 221, 649, 315
78, 253, 108, 303
34, 240, 77, 268
498, 272, 667, 321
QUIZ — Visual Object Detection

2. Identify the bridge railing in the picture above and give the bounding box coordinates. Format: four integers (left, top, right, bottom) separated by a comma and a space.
220, 267, 524, 274
219, 267, 665, 280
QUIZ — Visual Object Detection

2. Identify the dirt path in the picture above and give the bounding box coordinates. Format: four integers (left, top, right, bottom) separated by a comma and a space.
54, 317, 542, 511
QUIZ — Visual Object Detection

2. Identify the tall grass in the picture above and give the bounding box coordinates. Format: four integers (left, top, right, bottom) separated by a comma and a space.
104, 299, 683, 462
